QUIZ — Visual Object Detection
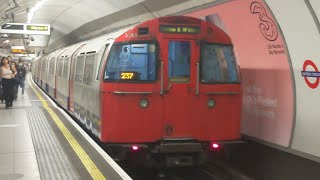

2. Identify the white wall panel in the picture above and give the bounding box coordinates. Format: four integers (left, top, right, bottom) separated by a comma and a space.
265, 0, 320, 157
309, 0, 320, 23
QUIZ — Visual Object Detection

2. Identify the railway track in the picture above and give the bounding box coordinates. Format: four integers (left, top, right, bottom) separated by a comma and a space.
121, 161, 253, 180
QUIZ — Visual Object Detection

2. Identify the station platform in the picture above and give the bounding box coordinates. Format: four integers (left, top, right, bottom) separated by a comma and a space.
0, 75, 131, 180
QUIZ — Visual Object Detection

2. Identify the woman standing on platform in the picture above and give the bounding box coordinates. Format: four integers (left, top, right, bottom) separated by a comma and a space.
0, 57, 16, 108
10, 62, 19, 100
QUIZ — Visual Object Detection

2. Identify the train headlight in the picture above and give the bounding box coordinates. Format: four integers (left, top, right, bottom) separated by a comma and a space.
139, 98, 149, 108
207, 99, 215, 108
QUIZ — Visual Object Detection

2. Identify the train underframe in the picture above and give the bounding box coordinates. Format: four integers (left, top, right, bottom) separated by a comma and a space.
104, 140, 219, 168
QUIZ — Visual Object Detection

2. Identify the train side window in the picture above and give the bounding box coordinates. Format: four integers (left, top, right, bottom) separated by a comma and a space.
168, 41, 191, 82
57, 57, 64, 77
200, 44, 239, 83
44, 60, 48, 74
75, 56, 85, 83
97, 44, 109, 81
83, 55, 95, 86
38, 61, 42, 76
49, 58, 55, 75
63, 57, 69, 79
41, 58, 46, 73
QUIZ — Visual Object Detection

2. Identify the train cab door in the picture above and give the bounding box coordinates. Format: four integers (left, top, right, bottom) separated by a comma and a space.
162, 39, 199, 139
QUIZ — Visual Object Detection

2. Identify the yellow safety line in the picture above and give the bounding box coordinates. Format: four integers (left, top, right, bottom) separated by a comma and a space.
27, 77, 106, 180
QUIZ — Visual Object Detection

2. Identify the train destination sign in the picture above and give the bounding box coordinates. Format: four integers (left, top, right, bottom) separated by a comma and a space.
0, 23, 50, 35
159, 25, 200, 34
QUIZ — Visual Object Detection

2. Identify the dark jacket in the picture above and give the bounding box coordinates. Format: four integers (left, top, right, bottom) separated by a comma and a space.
16, 63, 27, 78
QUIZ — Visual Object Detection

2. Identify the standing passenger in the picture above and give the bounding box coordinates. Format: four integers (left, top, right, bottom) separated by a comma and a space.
7, 56, 13, 64
1, 57, 16, 108
0, 58, 4, 103
11, 62, 19, 100
16, 58, 27, 95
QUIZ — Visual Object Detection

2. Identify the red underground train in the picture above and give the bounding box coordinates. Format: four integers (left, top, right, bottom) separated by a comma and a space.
32, 16, 242, 166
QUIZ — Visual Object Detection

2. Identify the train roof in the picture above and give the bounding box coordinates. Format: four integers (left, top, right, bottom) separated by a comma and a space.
49, 48, 66, 60
77, 25, 135, 56
60, 42, 86, 58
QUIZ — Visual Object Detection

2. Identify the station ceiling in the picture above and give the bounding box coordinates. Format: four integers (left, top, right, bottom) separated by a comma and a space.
0, 0, 144, 45
0, 0, 225, 53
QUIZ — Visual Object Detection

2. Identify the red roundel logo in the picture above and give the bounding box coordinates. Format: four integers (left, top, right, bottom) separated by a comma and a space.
301, 60, 320, 89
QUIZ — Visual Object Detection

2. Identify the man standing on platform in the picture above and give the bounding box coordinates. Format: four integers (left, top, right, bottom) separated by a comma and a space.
16, 58, 27, 96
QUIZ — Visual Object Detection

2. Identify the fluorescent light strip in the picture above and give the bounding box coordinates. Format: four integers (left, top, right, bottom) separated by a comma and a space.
27, 0, 47, 23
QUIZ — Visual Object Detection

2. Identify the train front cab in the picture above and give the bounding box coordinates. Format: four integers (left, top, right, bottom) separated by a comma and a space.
100, 16, 242, 166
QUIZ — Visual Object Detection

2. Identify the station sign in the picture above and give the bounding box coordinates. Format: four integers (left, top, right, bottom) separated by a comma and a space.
11, 49, 25, 54
26, 25, 49, 31
11, 46, 26, 54
0, 23, 50, 35
301, 59, 320, 89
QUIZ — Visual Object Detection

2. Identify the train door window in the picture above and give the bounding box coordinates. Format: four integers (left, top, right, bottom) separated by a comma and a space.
43, 60, 47, 74
104, 43, 156, 82
41, 58, 46, 73
46, 57, 50, 76
83, 55, 95, 86
49, 58, 55, 75
75, 56, 85, 83
38, 61, 42, 77
38, 61, 41, 77
71, 44, 86, 81
63, 57, 69, 79
57, 56, 64, 77
168, 41, 191, 82
200, 44, 239, 83
97, 44, 109, 81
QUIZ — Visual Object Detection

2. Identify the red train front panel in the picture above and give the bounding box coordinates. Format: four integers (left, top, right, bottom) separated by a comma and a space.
100, 16, 242, 144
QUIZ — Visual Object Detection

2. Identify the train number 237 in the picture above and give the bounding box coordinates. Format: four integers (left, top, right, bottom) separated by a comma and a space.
121, 72, 135, 80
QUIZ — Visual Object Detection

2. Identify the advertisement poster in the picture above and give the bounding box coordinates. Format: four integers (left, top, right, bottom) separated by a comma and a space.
187, 0, 294, 147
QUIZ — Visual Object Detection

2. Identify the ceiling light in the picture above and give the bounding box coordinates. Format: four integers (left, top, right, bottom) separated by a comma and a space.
27, 0, 47, 24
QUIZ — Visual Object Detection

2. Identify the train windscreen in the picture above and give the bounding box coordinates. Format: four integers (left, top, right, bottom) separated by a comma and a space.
104, 43, 157, 82
200, 44, 239, 83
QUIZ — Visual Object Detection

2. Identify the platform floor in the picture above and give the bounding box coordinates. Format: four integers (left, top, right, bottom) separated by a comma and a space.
0, 76, 131, 180
0, 95, 39, 180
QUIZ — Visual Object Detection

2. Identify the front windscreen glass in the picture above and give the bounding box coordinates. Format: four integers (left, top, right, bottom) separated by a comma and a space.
201, 44, 239, 83
104, 43, 157, 82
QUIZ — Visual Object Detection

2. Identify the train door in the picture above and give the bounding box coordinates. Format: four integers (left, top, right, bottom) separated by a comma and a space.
69, 44, 86, 112
162, 39, 199, 138
162, 40, 242, 140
